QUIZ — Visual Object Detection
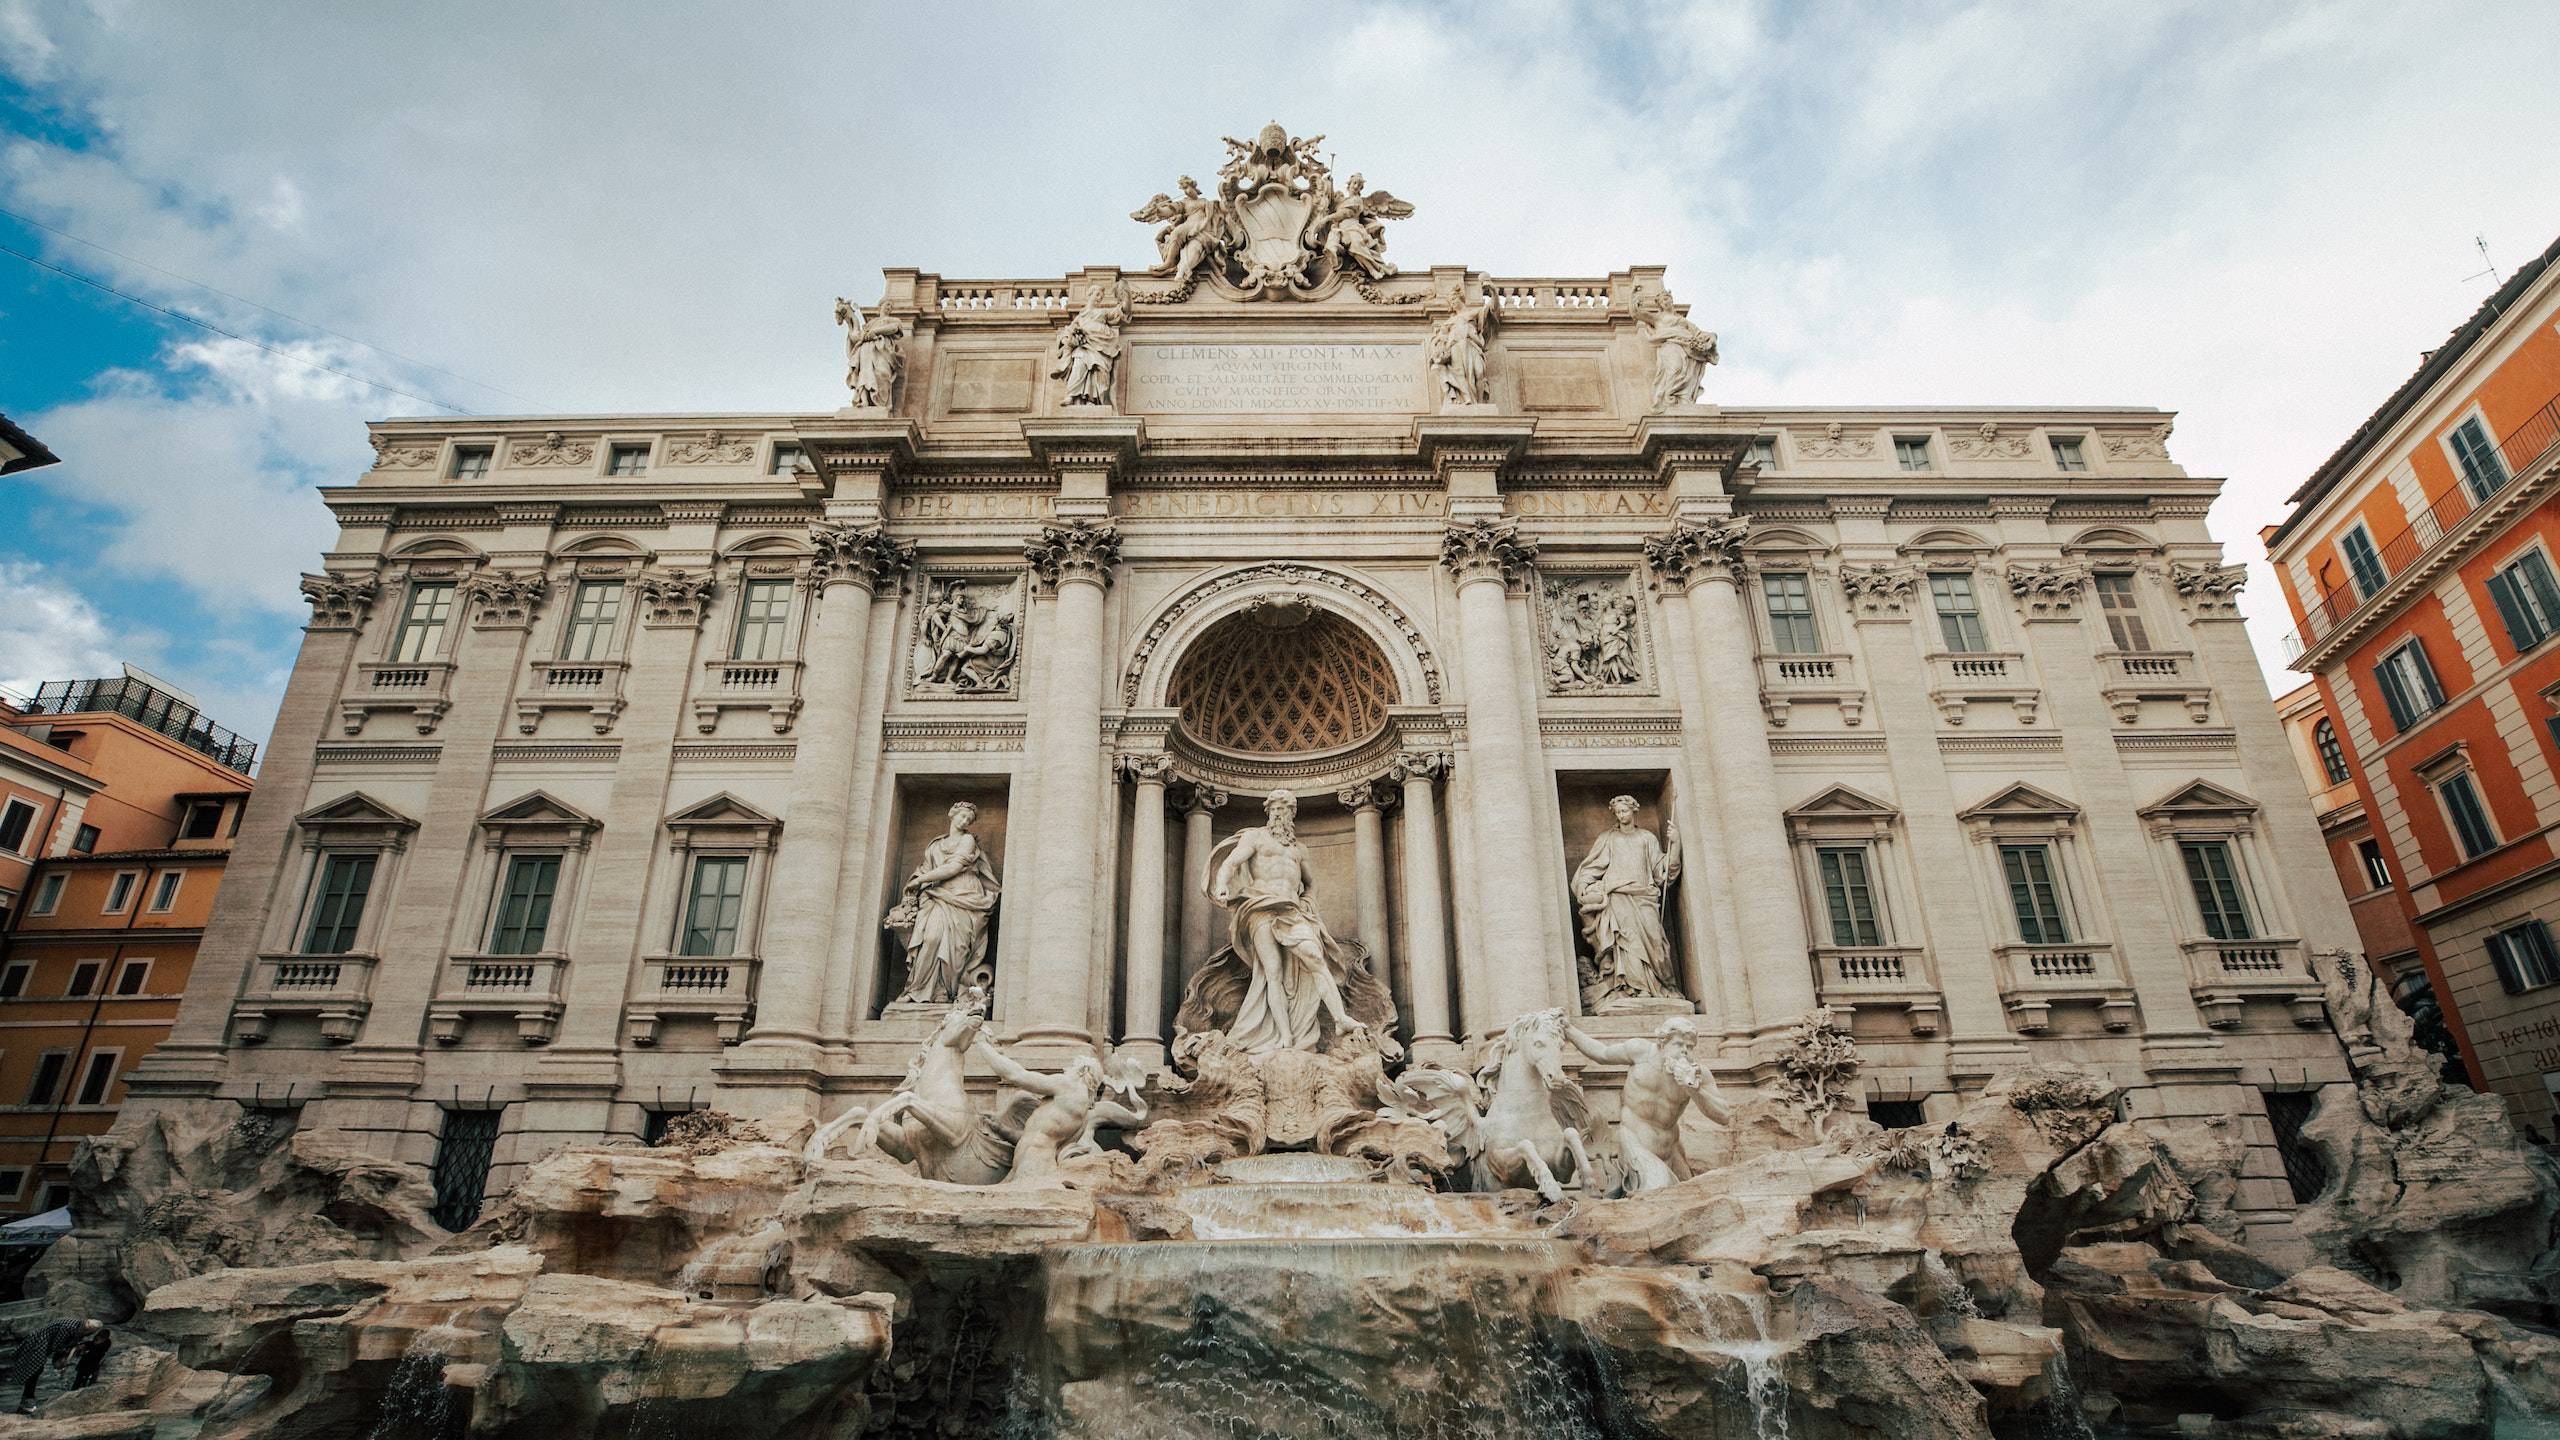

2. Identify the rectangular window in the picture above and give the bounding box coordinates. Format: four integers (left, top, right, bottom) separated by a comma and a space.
450, 445, 493, 480
67, 962, 101, 997
430, 1108, 504, 1231
114, 960, 149, 996
29, 875, 64, 917
1999, 844, 2070, 944
1894, 436, 1933, 471
181, 802, 222, 840
2093, 572, 2152, 651
24, 1051, 68, 1106
768, 444, 804, 475
74, 1051, 117, 1107
392, 582, 456, 663
0, 962, 28, 999
148, 872, 182, 913
103, 872, 138, 914
731, 579, 793, 662
2436, 771, 2498, 859
1929, 571, 1990, 652
0, 800, 33, 854
2180, 840, 2254, 941
35, 1183, 68, 1214
2338, 526, 2386, 600
302, 854, 377, 955
1746, 436, 1778, 469
1815, 846, 1885, 947
488, 855, 561, 955
2449, 416, 2509, 501
679, 855, 749, 957
2050, 436, 2089, 472
561, 580, 625, 662
607, 443, 651, 477
2486, 549, 2560, 653
0, 1169, 24, 1201
2358, 838, 2390, 890
1760, 573, 1820, 654
70, 825, 97, 855
2373, 640, 2445, 732
2488, 920, 2560, 994
2261, 1090, 2332, 1204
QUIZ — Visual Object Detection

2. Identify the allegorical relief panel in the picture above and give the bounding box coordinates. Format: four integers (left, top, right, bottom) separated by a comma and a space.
907, 573, 1026, 698
1537, 572, 1654, 695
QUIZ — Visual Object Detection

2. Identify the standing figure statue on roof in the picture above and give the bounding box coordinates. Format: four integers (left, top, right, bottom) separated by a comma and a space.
1428, 289, 1494, 406
834, 297, 907, 409
1050, 283, 1128, 408
1639, 290, 1719, 411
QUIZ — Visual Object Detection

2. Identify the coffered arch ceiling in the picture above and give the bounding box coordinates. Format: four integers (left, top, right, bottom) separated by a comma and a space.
1167, 606, 1397, 755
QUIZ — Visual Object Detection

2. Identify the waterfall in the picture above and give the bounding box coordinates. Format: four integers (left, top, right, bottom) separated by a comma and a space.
365, 1317, 469, 1440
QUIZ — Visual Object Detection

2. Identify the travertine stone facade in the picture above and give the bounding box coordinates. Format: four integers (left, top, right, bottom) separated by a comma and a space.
129, 164, 2362, 1249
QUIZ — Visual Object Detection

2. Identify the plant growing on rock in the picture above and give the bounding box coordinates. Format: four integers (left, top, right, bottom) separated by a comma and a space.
1775, 1007, 1859, 1142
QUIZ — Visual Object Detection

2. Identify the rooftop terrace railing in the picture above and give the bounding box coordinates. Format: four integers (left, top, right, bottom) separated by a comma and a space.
2283, 392, 2560, 662
23, 677, 258, 774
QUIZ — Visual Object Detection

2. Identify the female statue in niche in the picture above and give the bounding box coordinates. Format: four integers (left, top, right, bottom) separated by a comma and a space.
885, 801, 1001, 1006
1574, 795, 1684, 1008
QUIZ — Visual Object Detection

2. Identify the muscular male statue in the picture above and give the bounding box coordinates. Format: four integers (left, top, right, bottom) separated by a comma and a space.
1209, 790, 1365, 1055
1562, 1016, 1732, 1193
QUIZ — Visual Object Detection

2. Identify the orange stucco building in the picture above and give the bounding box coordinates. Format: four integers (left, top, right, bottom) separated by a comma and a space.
0, 677, 255, 1215
2264, 231, 2560, 1133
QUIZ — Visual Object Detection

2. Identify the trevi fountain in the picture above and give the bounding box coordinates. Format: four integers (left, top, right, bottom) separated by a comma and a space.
14, 124, 2559, 1437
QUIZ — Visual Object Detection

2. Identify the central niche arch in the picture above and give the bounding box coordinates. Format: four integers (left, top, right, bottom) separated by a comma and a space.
1168, 606, 1397, 754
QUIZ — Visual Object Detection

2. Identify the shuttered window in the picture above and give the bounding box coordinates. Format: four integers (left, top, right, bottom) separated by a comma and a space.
2449, 416, 2509, 501
2338, 527, 2386, 599
2179, 841, 2254, 940
488, 855, 561, 955
1999, 844, 2069, 944
679, 856, 748, 957
1815, 847, 1885, 946
2435, 772, 2498, 859
302, 854, 377, 955
2487, 920, 2560, 994
2485, 550, 2560, 653
2373, 641, 2443, 732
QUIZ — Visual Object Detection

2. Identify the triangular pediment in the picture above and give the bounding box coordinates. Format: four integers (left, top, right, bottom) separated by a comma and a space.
480, 791, 600, 829
294, 791, 418, 830
664, 792, 780, 829
1958, 782, 2080, 821
1787, 784, 1900, 820
2138, 779, 2258, 820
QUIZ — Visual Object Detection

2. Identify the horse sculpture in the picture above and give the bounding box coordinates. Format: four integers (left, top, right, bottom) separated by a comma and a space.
803, 988, 1024, 1184
1379, 1007, 1596, 1203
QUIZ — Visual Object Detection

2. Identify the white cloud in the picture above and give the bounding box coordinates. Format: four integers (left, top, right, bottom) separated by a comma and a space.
0, 559, 120, 696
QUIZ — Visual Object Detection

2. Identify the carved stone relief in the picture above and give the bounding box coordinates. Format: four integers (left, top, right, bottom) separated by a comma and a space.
508, 432, 595, 468
908, 574, 1025, 697
461, 569, 550, 629
667, 430, 755, 466
1947, 422, 2031, 461
1537, 573, 1652, 694
2006, 562, 2091, 618
370, 437, 438, 470
2171, 560, 2248, 618
1794, 423, 1877, 460
2101, 424, 2173, 460
300, 572, 380, 630
635, 569, 718, 627
1838, 562, 1920, 618
1130, 122, 1416, 303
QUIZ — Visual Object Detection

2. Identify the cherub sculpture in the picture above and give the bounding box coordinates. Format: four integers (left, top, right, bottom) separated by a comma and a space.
1311, 174, 1413, 281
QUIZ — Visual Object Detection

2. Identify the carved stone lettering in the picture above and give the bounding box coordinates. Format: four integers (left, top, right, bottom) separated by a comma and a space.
1125, 344, 1420, 414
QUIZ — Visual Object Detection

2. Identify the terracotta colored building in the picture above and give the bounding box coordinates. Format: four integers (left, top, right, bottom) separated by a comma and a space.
0, 677, 255, 1215
2264, 231, 2560, 1132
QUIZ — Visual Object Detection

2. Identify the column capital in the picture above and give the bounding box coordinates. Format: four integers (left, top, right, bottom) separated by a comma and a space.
300, 571, 381, 631
807, 521, 915, 592
1336, 780, 1396, 813
1115, 751, 1175, 785
1838, 561, 1920, 621
1438, 519, 1538, 590
1175, 781, 1230, 815
2006, 560, 2091, 620
1025, 519, 1123, 592
460, 568, 549, 631
1642, 518, 1750, 588
634, 567, 718, 629
1389, 750, 1452, 785
2170, 560, 2248, 620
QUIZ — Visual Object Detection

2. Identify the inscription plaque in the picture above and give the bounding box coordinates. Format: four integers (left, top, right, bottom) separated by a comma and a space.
1126, 344, 1420, 414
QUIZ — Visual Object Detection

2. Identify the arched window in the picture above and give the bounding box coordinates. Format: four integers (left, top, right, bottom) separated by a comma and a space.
2313, 719, 2349, 785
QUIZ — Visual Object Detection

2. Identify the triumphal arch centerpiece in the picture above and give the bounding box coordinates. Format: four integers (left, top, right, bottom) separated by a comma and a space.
135, 123, 2364, 1243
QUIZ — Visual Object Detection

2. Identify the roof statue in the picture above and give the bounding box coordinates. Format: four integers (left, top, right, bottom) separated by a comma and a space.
1131, 121, 1414, 302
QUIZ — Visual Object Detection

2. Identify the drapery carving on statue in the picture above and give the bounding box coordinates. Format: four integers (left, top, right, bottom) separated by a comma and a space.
1048, 284, 1126, 408
882, 801, 1001, 1009
1172, 790, 1399, 1060
833, 297, 908, 409
1573, 796, 1685, 1010
1638, 290, 1718, 411
1427, 287, 1494, 406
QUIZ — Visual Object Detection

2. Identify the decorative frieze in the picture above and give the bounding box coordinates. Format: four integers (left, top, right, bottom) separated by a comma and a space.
461, 569, 550, 629
300, 572, 380, 630
808, 521, 916, 592
881, 718, 1028, 753
1388, 750, 1453, 783
370, 437, 438, 470
1947, 422, 2032, 461
1537, 715, 1682, 749
508, 432, 594, 468
1838, 562, 1920, 618
667, 430, 755, 465
1794, 423, 1876, 460
1024, 519, 1123, 590
2006, 562, 2090, 619
908, 574, 1025, 696
2101, 424, 2173, 461
1640, 518, 1747, 588
635, 568, 718, 628
1537, 572, 1652, 694
2170, 561, 2248, 618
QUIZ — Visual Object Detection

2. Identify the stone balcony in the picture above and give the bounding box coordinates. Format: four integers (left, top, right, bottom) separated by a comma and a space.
691, 658, 804, 734
1924, 651, 2040, 726
626, 954, 760, 1045
2095, 649, 2214, 725
429, 954, 569, 1044
1812, 945, 1941, 1034
232, 952, 378, 1044
1993, 941, 2136, 1033
516, 659, 630, 734
341, 661, 455, 735
2180, 938, 2327, 1029
1757, 653, 1866, 727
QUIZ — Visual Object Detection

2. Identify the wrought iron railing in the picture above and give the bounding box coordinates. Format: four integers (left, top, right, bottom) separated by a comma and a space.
25, 677, 257, 773
2284, 393, 2560, 658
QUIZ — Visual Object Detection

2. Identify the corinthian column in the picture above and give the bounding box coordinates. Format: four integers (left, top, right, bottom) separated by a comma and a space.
1391, 751, 1455, 1060
1644, 519, 1816, 1031
741, 523, 911, 1055
1176, 782, 1227, 991
1018, 520, 1122, 1046
1338, 781, 1393, 966
1118, 753, 1173, 1066
1439, 519, 1556, 1031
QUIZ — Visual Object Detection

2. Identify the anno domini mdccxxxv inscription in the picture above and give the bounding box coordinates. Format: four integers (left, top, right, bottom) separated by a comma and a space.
1126, 343, 1420, 414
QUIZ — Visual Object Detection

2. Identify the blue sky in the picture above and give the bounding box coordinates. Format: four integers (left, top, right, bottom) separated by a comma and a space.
4, 1, 2559, 747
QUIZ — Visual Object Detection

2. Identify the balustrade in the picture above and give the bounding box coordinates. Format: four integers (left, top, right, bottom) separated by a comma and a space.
429, 953, 569, 1044
232, 951, 380, 1044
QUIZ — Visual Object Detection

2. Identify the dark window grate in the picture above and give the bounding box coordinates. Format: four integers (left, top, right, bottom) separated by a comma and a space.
430, 1108, 503, 1231
1866, 1099, 1927, 1129
2261, 1090, 2330, 1204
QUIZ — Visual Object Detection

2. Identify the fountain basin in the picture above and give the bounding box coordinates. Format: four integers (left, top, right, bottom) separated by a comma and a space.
1211, 1152, 1372, 1185
1172, 1181, 1530, 1239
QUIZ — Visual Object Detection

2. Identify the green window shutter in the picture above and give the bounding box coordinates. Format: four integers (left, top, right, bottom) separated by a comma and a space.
2487, 570, 2538, 650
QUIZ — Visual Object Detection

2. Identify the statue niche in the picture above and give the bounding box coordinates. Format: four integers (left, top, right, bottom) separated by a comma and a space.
881, 797, 1003, 1014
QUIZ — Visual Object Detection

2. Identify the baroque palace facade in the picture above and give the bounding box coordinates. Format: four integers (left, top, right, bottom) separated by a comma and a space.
129, 128, 2358, 1243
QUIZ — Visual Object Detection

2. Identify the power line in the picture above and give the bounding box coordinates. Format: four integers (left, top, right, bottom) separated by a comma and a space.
0, 240, 476, 414
0, 203, 549, 410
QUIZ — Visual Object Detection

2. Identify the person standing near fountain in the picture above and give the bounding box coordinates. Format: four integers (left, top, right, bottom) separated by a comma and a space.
1561, 1016, 1730, 1193
7, 1318, 101, 1414
1205, 790, 1368, 1055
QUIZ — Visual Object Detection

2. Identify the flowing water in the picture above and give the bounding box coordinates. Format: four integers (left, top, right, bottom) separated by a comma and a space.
365, 1319, 471, 1440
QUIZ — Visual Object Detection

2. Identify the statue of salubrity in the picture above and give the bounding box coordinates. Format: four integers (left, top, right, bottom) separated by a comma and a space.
1574, 794, 1687, 1011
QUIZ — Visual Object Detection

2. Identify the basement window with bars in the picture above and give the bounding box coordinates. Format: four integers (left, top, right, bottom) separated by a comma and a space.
431, 1108, 504, 1232
1866, 1099, 1927, 1130
2260, 1090, 2331, 1204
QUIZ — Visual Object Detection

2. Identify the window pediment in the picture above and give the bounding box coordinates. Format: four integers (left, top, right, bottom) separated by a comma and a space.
2137, 779, 2258, 822
1959, 782, 2079, 822
480, 791, 601, 848
1787, 784, 1900, 840
664, 792, 781, 850
296, 792, 419, 831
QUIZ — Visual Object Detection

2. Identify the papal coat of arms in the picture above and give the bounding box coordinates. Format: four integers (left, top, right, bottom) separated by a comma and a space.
1130, 122, 1414, 301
